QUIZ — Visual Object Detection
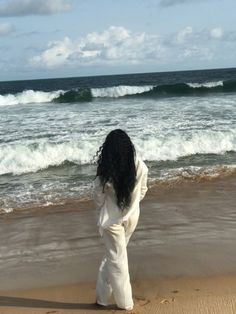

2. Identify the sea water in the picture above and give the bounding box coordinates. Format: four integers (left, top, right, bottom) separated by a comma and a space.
0, 68, 236, 211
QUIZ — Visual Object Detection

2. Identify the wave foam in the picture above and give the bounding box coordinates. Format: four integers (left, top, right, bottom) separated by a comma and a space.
135, 130, 236, 161
0, 140, 96, 175
187, 81, 223, 88
0, 90, 62, 106
1, 130, 236, 175
91, 85, 154, 98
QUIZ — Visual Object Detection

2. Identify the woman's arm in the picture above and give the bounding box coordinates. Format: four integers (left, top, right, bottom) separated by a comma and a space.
140, 170, 148, 201
93, 176, 106, 209
134, 155, 149, 202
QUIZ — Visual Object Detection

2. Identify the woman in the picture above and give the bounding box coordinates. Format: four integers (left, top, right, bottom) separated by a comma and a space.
93, 129, 148, 311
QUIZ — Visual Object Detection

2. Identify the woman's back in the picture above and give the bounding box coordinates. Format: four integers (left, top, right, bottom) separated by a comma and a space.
94, 153, 148, 232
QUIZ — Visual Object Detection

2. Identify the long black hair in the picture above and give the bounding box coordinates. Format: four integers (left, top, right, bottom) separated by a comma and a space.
96, 129, 136, 210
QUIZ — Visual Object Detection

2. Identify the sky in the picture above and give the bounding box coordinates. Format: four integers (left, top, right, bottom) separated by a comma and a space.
0, 0, 236, 81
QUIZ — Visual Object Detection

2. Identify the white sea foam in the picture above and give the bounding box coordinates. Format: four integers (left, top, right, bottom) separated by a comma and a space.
0, 140, 97, 175
91, 85, 154, 98
187, 81, 223, 88
135, 130, 236, 161
0, 90, 62, 106
1, 207, 13, 213
1, 130, 236, 175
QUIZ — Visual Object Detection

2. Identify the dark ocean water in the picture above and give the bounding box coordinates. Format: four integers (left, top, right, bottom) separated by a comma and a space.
0, 68, 236, 211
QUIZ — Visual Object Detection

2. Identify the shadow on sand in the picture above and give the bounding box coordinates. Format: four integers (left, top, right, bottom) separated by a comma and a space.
0, 296, 117, 311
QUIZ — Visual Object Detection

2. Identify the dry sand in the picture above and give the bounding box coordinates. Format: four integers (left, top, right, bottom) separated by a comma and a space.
0, 274, 236, 313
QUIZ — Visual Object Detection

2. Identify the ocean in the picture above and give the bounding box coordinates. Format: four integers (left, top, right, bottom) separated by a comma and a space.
0, 67, 236, 212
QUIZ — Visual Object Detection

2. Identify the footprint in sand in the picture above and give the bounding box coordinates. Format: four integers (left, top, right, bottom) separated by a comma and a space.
171, 290, 179, 294
160, 297, 176, 304
134, 295, 150, 307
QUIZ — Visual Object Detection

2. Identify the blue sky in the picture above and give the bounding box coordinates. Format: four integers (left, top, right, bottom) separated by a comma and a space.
0, 0, 236, 81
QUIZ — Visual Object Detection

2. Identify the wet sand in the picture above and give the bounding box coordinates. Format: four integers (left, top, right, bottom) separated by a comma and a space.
0, 175, 236, 312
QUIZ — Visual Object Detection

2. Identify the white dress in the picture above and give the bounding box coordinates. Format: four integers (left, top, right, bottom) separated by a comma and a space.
93, 154, 148, 310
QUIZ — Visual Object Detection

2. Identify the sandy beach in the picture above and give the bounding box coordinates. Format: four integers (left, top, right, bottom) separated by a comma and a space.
0, 274, 236, 313
0, 175, 236, 313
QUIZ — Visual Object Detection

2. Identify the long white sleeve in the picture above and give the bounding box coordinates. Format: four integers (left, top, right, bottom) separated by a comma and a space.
140, 167, 148, 201
93, 176, 106, 209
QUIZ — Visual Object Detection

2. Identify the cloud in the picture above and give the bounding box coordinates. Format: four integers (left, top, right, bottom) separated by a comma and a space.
173, 26, 226, 61
180, 46, 213, 60
0, 0, 71, 17
30, 25, 230, 70
210, 27, 223, 39
173, 26, 225, 45
223, 30, 236, 42
175, 26, 193, 43
30, 26, 165, 68
31, 37, 73, 67
0, 22, 13, 35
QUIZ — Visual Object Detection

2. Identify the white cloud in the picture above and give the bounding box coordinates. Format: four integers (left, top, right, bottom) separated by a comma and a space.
210, 27, 223, 39
0, 0, 71, 17
0, 23, 13, 36
181, 46, 213, 60
175, 26, 193, 43
31, 37, 73, 67
30, 25, 230, 70
30, 26, 165, 68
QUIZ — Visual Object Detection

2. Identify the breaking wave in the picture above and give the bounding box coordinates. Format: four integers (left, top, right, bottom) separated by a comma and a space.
1, 78, 236, 106
91, 85, 154, 98
187, 81, 223, 88
0, 141, 95, 175
1, 130, 236, 175
135, 130, 236, 162
0, 90, 62, 106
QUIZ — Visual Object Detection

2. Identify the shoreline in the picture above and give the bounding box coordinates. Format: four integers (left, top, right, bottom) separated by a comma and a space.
1, 167, 236, 215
